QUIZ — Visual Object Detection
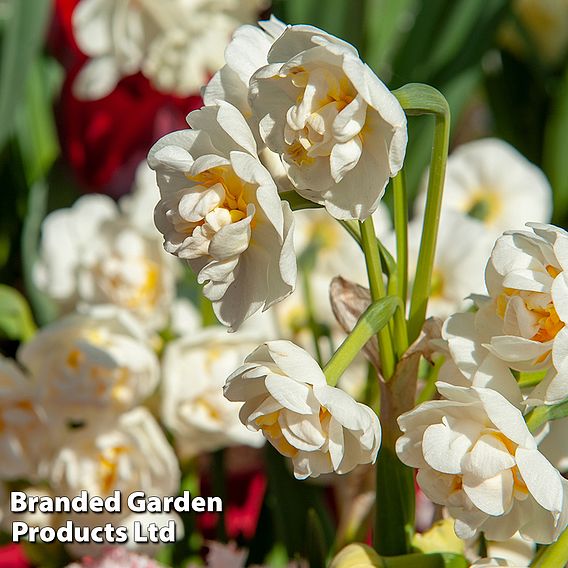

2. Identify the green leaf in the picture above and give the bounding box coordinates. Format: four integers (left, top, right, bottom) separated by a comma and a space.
306, 509, 328, 568
0, 0, 52, 148
264, 446, 334, 558
0, 284, 36, 341
15, 57, 62, 185
323, 296, 400, 386
364, 0, 418, 73
530, 525, 568, 567
544, 64, 568, 222
392, 83, 450, 117
382, 552, 469, 568
21, 180, 57, 326
374, 446, 415, 556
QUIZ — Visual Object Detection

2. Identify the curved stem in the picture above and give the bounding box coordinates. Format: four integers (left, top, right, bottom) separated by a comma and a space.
393, 85, 450, 343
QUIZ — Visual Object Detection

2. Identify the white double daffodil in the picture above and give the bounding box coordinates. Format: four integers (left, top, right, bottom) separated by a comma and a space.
34, 163, 177, 334
397, 382, 568, 543
45, 407, 181, 558
224, 340, 381, 479
18, 307, 159, 429
149, 101, 296, 331
444, 223, 568, 404
248, 24, 407, 220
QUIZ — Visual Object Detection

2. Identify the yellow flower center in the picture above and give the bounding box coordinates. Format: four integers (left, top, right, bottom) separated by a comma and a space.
284, 66, 357, 166
496, 265, 565, 345
255, 411, 298, 458
464, 188, 502, 224
189, 165, 251, 225
97, 258, 161, 312
489, 431, 528, 496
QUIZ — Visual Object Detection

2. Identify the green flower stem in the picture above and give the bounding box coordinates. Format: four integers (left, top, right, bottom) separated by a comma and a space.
526, 398, 568, 433
360, 217, 396, 380
393, 84, 450, 343
323, 296, 399, 387
339, 219, 396, 279
392, 170, 408, 316
530, 526, 568, 567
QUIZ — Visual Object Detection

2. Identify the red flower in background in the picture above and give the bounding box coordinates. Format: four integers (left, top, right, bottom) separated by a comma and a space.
199, 469, 267, 541
50, 0, 202, 196
0, 544, 30, 568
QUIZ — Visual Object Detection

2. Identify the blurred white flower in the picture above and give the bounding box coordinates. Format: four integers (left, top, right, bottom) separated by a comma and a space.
18, 307, 159, 429
0, 357, 46, 480
415, 139, 552, 237
2, 486, 56, 533
149, 101, 296, 330
399, 212, 493, 319
46, 407, 180, 558
444, 223, 568, 404
224, 340, 381, 479
397, 382, 568, 543
47, 406, 179, 499
72, 0, 267, 99
161, 328, 265, 458
34, 164, 176, 333
249, 24, 407, 220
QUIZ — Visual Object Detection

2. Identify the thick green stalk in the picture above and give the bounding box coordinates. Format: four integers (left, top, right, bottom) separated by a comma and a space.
323, 296, 399, 387
392, 171, 408, 316
359, 217, 396, 379
393, 84, 450, 343
338, 219, 397, 280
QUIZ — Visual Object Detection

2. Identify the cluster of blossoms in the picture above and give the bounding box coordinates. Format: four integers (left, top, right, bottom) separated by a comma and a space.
147, 15, 411, 482
70, 0, 267, 99
146, 13, 568, 561
395, 221, 568, 547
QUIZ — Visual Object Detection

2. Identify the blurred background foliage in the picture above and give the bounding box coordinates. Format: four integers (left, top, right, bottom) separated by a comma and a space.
1, 0, 567, 326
